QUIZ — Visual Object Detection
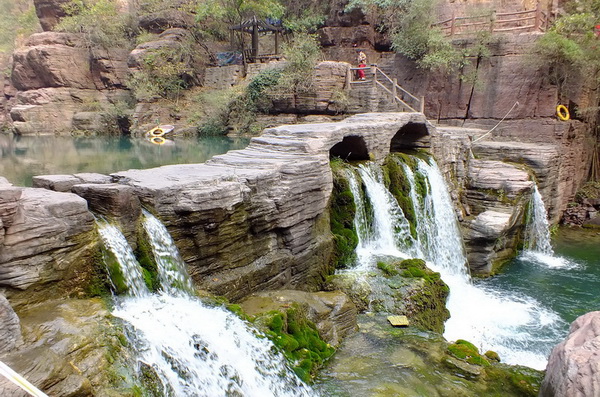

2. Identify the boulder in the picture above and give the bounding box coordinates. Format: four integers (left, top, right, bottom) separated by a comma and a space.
0, 294, 22, 353
0, 188, 95, 304
33, 0, 70, 31
11, 32, 95, 91
128, 28, 194, 69
541, 311, 600, 397
239, 289, 357, 346
0, 177, 22, 228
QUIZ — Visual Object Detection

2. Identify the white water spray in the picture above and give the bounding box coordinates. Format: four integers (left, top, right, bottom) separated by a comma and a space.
100, 215, 315, 396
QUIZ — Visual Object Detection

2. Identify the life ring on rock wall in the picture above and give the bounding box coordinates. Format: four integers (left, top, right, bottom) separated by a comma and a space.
150, 136, 166, 145
148, 127, 166, 137
556, 105, 570, 121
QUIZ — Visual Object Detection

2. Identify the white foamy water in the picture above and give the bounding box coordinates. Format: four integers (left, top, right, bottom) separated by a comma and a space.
99, 218, 315, 396
347, 157, 565, 370
113, 294, 314, 397
97, 222, 149, 297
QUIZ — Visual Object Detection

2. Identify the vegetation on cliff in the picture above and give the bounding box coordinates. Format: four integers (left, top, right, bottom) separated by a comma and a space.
0, 0, 39, 55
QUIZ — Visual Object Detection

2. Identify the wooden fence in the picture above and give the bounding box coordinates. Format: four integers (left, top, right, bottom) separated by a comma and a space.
433, 4, 548, 36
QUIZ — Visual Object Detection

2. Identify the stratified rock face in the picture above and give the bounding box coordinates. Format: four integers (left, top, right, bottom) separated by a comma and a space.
112, 112, 432, 300
541, 311, 600, 397
0, 294, 22, 353
239, 289, 358, 346
33, 0, 70, 31
9, 32, 131, 135
0, 188, 96, 305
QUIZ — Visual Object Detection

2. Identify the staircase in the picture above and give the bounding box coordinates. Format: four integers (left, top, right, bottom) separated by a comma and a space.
346, 61, 424, 114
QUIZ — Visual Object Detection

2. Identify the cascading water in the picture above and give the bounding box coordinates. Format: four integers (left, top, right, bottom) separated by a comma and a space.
347, 155, 564, 370
521, 185, 576, 269
346, 163, 418, 270
100, 214, 315, 397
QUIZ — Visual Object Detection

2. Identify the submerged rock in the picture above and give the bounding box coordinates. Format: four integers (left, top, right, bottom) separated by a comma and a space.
541, 311, 600, 397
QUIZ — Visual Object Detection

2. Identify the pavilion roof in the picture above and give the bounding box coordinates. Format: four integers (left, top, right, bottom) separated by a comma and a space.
230, 16, 283, 33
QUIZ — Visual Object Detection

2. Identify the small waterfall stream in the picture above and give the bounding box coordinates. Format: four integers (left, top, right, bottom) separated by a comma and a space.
100, 214, 315, 397
346, 156, 563, 370
521, 185, 577, 269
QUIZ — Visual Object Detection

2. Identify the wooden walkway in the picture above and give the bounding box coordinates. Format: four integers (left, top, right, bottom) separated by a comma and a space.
433, 4, 549, 36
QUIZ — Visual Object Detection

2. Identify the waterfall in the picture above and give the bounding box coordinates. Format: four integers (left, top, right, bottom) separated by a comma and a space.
99, 215, 315, 397
346, 156, 563, 370
141, 211, 196, 296
346, 163, 418, 270
97, 222, 149, 297
521, 185, 576, 269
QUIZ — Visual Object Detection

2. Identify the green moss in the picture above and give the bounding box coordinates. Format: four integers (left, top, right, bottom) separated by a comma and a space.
447, 339, 490, 366
255, 305, 335, 383
485, 350, 501, 362
483, 364, 544, 396
377, 261, 399, 276
329, 162, 359, 269
135, 223, 159, 292
85, 245, 112, 298
383, 155, 417, 238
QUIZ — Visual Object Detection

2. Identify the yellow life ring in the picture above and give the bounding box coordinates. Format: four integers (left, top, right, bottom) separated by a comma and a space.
148, 127, 166, 137
556, 105, 570, 121
150, 136, 166, 145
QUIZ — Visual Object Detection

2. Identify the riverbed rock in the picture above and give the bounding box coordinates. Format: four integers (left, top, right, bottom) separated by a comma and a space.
0, 178, 22, 229
0, 293, 22, 353
239, 289, 357, 346
0, 188, 96, 306
0, 298, 130, 397
32, 173, 113, 192
541, 311, 600, 397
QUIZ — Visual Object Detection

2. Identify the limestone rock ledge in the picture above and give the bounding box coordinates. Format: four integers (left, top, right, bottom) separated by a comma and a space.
0, 188, 96, 307
541, 311, 600, 397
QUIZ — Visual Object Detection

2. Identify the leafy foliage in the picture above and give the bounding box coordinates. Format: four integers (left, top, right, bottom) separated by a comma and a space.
56, 0, 135, 49
346, 0, 460, 71
0, 0, 40, 55
128, 41, 196, 101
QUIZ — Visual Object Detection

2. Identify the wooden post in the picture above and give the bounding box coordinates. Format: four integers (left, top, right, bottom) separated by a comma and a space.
490, 11, 496, 33
252, 23, 259, 61
534, 2, 542, 31
392, 78, 397, 99
274, 30, 279, 54
372, 66, 377, 87
345, 67, 351, 90
420, 96, 425, 113
450, 12, 456, 36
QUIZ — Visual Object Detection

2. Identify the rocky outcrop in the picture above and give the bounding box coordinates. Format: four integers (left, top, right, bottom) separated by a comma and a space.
0, 188, 96, 307
8, 32, 131, 135
239, 289, 357, 346
541, 311, 600, 397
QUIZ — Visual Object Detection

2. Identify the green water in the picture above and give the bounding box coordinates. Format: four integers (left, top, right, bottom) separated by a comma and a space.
0, 134, 249, 187
478, 226, 600, 356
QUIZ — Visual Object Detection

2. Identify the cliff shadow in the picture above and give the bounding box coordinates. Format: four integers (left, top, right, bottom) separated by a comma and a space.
390, 122, 430, 151
329, 135, 370, 161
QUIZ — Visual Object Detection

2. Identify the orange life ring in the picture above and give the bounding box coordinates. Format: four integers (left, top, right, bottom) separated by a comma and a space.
148, 127, 166, 137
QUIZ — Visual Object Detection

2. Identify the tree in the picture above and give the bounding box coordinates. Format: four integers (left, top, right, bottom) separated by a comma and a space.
0, 0, 40, 55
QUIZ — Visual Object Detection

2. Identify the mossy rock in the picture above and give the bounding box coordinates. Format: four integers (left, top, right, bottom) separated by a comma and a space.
252, 304, 335, 383
329, 162, 359, 269
447, 339, 490, 367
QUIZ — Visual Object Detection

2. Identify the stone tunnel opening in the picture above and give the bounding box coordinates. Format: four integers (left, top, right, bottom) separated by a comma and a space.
329, 135, 370, 161
390, 122, 430, 152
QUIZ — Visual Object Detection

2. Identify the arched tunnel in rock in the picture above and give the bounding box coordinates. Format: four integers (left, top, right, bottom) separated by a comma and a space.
329, 135, 370, 161
390, 122, 430, 151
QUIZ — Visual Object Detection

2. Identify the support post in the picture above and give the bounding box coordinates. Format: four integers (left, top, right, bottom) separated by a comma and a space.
372, 66, 377, 87
274, 30, 279, 54
420, 96, 425, 113
534, 2, 542, 31
450, 12, 456, 36
392, 78, 397, 99
252, 24, 259, 61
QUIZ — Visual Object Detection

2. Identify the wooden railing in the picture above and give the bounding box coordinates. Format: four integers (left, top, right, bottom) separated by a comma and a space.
433, 4, 548, 36
348, 66, 425, 113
